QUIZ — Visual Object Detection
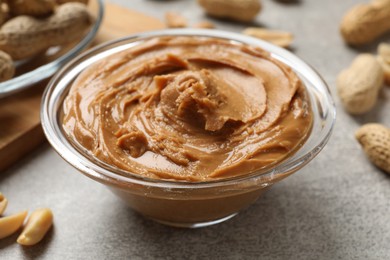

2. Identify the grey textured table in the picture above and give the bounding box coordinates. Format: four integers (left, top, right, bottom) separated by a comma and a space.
1, 0, 390, 259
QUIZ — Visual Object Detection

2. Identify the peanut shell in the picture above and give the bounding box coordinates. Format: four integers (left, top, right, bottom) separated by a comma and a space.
356, 123, 390, 174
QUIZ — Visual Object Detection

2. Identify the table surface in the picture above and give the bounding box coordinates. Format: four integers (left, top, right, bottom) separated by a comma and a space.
1, 0, 390, 259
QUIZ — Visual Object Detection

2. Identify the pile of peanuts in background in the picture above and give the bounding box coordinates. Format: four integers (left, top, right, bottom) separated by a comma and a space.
165, 0, 294, 48
0, 192, 53, 246
0, 0, 95, 247
338, 0, 390, 174
0, 0, 93, 82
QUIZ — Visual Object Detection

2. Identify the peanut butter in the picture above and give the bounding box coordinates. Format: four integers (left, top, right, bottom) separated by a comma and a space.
62, 36, 313, 182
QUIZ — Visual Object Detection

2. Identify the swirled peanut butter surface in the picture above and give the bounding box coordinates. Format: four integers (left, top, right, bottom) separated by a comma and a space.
63, 36, 313, 181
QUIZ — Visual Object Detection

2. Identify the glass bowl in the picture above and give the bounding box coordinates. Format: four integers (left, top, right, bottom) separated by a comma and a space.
0, 0, 104, 98
41, 29, 336, 228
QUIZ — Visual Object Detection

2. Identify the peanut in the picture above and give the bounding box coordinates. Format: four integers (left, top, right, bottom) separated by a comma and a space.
0, 2, 93, 60
193, 21, 215, 29
0, 50, 15, 82
165, 12, 187, 28
17, 208, 53, 246
0, 210, 27, 239
243, 27, 293, 48
355, 123, 390, 174
8, 0, 56, 17
340, 0, 390, 46
377, 43, 390, 85
337, 54, 384, 114
0, 192, 7, 215
197, 0, 261, 22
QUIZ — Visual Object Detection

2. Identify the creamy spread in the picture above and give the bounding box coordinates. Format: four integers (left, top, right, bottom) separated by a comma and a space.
62, 36, 313, 182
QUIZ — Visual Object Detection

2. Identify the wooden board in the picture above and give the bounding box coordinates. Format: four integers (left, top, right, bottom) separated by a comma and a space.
0, 2, 164, 172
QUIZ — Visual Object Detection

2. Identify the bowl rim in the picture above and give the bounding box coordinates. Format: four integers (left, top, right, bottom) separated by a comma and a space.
0, 0, 105, 98
41, 28, 336, 190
